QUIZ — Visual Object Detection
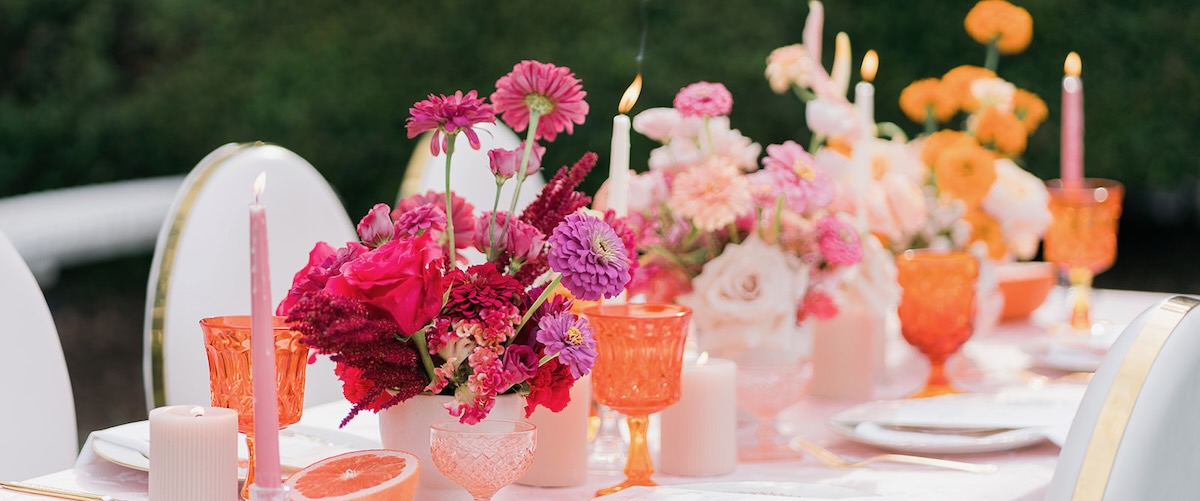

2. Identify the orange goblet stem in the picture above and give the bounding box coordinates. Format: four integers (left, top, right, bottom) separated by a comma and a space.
1068, 267, 1093, 331
912, 356, 957, 399
596, 414, 655, 496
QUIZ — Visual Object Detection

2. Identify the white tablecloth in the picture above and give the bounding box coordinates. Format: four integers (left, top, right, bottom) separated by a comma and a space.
2, 288, 1172, 501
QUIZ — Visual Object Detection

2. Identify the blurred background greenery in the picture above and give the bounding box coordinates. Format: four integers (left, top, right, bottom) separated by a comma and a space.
1, 0, 1197, 441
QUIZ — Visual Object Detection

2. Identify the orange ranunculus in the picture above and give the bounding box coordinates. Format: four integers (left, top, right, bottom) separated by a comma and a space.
964, 209, 1008, 260
920, 130, 975, 168
941, 65, 997, 113
899, 78, 957, 124
964, 0, 1034, 55
1013, 89, 1048, 134
933, 142, 997, 207
974, 107, 1027, 155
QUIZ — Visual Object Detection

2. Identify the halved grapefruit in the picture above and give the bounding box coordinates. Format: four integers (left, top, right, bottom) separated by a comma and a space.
285, 449, 419, 501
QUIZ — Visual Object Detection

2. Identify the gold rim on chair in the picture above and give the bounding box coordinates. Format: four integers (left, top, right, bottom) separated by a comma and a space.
148, 142, 259, 408
1072, 295, 1200, 500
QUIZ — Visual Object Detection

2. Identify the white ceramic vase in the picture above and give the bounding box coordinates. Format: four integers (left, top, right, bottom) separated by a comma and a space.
378, 393, 524, 501
516, 375, 591, 487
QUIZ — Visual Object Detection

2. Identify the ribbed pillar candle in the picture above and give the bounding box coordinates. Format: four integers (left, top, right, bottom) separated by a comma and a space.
149, 405, 238, 501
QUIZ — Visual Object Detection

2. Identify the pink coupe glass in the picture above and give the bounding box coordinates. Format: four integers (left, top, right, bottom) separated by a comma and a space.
736, 360, 812, 461
430, 419, 537, 501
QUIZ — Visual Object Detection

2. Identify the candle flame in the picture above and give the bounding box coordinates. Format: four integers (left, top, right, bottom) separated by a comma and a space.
618, 73, 642, 114
697, 351, 709, 366
1065, 52, 1081, 77
253, 171, 267, 202
861, 50, 878, 82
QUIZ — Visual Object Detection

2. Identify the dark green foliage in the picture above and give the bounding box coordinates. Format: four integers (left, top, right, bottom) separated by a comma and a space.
1, 0, 1195, 217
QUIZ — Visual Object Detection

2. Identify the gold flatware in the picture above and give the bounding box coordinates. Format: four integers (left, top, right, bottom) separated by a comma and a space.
790, 439, 999, 474
0, 481, 125, 501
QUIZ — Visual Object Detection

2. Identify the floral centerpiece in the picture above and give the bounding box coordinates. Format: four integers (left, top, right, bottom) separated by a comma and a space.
766, 0, 1051, 264
618, 80, 864, 362
279, 60, 635, 425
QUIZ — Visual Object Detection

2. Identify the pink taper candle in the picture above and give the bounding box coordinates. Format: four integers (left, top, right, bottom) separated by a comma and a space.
1061, 52, 1084, 189
249, 172, 282, 488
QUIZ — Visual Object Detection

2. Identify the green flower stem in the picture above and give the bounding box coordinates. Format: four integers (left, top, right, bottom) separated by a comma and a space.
924, 104, 937, 135
487, 182, 504, 260
984, 38, 999, 73
505, 112, 543, 231
538, 352, 561, 366
411, 329, 439, 384
877, 122, 909, 142
443, 134, 458, 266
773, 194, 785, 240
703, 116, 713, 152
728, 221, 741, 244
515, 273, 562, 337
808, 133, 825, 155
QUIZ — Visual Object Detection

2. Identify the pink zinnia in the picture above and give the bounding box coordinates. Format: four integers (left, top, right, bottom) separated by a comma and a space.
762, 141, 835, 214
816, 215, 863, 266
673, 81, 733, 118
491, 60, 589, 142
667, 161, 753, 232
406, 90, 495, 156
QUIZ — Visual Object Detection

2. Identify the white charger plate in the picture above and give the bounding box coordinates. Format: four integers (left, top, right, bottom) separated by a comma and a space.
827, 390, 1084, 454
92, 422, 379, 479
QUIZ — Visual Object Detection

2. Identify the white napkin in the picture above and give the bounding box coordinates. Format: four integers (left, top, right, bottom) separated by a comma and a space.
854, 422, 1049, 447
843, 387, 1085, 431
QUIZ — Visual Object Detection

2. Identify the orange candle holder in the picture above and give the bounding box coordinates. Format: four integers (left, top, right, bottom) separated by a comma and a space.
584, 303, 690, 497
896, 250, 978, 398
201, 315, 308, 500
1044, 178, 1124, 331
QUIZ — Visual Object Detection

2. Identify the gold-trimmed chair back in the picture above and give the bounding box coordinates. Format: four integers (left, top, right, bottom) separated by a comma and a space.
1048, 295, 1200, 500
143, 143, 356, 411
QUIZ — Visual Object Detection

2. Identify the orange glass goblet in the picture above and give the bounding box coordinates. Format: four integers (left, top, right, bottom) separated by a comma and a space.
896, 250, 978, 398
201, 315, 308, 500
584, 303, 690, 497
1044, 179, 1124, 331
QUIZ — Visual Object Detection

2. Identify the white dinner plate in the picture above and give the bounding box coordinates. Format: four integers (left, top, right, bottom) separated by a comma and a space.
828, 389, 1084, 454
91, 422, 378, 479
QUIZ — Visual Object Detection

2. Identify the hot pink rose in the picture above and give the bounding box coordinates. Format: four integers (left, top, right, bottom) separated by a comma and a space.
324, 234, 445, 335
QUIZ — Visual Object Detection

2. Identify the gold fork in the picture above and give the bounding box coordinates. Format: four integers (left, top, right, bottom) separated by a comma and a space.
791, 439, 998, 474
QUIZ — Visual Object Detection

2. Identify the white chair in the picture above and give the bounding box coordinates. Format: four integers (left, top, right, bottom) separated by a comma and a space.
143, 143, 357, 412
398, 121, 544, 214
1047, 295, 1200, 500
0, 229, 77, 479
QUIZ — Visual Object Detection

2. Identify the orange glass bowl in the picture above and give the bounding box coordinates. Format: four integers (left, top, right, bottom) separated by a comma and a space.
896, 250, 978, 398
584, 303, 690, 497
996, 261, 1055, 321
1043, 178, 1124, 330
201, 315, 308, 500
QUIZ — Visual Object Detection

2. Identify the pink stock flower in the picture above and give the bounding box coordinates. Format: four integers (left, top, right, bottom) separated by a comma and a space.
356, 203, 396, 248
491, 60, 589, 142
487, 141, 546, 180
668, 161, 754, 232
762, 141, 835, 214
673, 81, 734, 118
405, 90, 496, 156
816, 216, 863, 266
324, 234, 445, 335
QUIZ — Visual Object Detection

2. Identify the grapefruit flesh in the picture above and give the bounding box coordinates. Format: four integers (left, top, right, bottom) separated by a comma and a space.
285, 449, 419, 501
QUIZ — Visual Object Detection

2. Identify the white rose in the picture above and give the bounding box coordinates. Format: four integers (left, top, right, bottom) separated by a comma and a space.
632, 107, 681, 143
677, 234, 809, 363
981, 159, 1051, 260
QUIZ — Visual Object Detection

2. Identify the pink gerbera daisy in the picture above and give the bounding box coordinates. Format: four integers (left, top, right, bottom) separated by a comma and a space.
673, 81, 733, 118
406, 90, 495, 156
491, 60, 589, 142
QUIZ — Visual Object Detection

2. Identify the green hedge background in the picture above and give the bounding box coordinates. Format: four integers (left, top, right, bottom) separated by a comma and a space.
2, 0, 1197, 220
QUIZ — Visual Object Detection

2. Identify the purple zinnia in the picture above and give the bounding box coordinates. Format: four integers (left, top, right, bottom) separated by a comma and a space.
405, 90, 496, 156
535, 311, 597, 378
547, 213, 631, 300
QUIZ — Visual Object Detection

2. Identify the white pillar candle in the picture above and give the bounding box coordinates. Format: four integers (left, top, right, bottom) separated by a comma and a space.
517, 375, 591, 487
149, 405, 238, 501
855, 50, 878, 130
659, 355, 737, 477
